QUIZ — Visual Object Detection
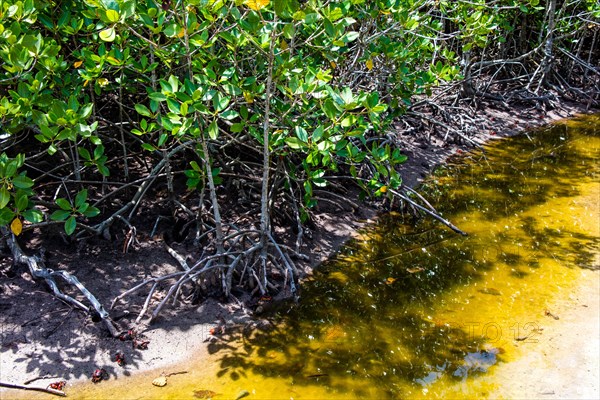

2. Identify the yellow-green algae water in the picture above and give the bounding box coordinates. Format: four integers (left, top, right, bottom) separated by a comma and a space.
40, 115, 600, 399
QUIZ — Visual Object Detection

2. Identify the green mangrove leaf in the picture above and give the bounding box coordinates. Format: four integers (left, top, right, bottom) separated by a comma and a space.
50, 209, 70, 221
74, 190, 88, 208
12, 175, 33, 189
64, 216, 77, 235
0, 188, 10, 209
99, 27, 116, 42
56, 198, 72, 211
23, 208, 43, 223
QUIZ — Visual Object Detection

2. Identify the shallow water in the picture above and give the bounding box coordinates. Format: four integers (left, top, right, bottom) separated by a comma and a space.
48, 114, 600, 399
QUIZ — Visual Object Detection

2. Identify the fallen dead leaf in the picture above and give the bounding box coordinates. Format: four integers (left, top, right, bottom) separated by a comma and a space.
152, 376, 167, 387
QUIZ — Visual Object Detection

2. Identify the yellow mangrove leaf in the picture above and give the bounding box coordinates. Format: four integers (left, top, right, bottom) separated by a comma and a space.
245, 0, 269, 11
243, 91, 254, 104
10, 218, 22, 236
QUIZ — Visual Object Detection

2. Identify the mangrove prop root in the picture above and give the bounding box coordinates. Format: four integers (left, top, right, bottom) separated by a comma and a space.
2, 226, 119, 337
0, 381, 66, 397
112, 230, 300, 323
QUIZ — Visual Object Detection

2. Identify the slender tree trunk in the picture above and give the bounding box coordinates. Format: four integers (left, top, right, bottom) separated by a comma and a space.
256, 18, 278, 295
541, 0, 557, 86
260, 20, 277, 249
181, 5, 224, 265
583, 28, 597, 88
119, 69, 129, 181
200, 128, 225, 256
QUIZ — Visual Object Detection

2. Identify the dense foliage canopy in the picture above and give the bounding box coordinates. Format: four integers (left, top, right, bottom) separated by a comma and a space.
0, 0, 598, 322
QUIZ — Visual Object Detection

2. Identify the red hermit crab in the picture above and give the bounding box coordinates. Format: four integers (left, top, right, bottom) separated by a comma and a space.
91, 368, 108, 383
115, 351, 126, 366
47, 380, 66, 391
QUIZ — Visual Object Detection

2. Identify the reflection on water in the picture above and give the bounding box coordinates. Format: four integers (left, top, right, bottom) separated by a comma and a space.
71, 115, 599, 399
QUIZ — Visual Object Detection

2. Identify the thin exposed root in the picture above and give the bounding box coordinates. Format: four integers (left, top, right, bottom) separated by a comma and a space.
165, 243, 190, 271
137, 282, 159, 324
110, 225, 302, 323
267, 232, 297, 295
2, 226, 119, 337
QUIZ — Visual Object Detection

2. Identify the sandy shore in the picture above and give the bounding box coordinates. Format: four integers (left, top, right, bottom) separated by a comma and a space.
490, 268, 599, 399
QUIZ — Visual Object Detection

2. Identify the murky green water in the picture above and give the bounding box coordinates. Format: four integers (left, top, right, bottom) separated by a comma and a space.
34, 114, 600, 399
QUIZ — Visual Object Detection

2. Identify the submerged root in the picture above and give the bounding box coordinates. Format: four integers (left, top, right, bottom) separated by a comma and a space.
390, 187, 468, 237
